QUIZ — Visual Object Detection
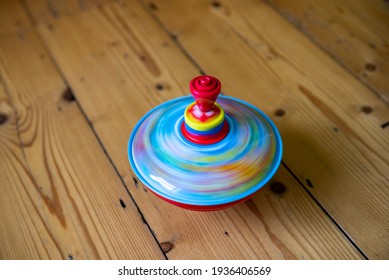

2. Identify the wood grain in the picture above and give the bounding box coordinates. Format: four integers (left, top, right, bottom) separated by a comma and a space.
267, 0, 389, 102
24, 0, 363, 259
0, 0, 31, 33
24, 0, 115, 23
143, 0, 389, 259
0, 3, 164, 259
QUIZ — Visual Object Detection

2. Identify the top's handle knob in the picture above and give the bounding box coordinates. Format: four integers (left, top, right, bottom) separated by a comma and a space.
190, 75, 221, 112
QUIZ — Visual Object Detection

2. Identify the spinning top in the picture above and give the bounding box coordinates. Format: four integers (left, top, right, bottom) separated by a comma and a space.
128, 75, 282, 211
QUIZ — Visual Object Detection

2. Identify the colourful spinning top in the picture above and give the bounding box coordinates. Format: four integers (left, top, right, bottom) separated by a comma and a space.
128, 75, 282, 211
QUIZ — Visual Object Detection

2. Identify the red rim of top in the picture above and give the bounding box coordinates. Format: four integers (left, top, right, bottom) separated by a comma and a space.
149, 187, 257, 211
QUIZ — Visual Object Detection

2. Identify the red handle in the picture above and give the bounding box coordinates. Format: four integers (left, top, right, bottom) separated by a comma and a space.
190, 75, 221, 112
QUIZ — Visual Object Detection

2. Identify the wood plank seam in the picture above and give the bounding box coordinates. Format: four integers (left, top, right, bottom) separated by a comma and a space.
280, 161, 368, 259
264, 0, 389, 105
0, 2, 166, 257
68, 88, 170, 260
19, 0, 167, 254
139, 0, 207, 76
11, 8, 169, 256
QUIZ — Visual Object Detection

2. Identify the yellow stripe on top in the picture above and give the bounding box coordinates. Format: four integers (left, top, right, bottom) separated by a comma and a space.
184, 102, 225, 131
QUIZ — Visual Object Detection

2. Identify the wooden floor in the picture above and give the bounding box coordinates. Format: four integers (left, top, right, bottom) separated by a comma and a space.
0, 0, 388, 260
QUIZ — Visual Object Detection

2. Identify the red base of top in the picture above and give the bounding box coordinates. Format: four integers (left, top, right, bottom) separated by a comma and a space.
181, 121, 229, 145
149, 188, 256, 211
